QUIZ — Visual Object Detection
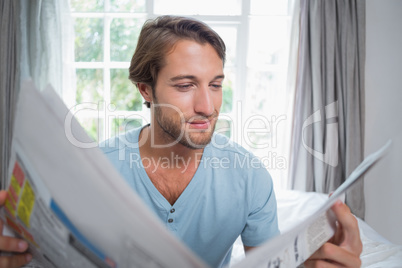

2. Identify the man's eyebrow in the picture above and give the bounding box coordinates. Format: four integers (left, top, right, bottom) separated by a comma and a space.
213, 75, 225, 80
169, 75, 196, 82
169, 74, 225, 82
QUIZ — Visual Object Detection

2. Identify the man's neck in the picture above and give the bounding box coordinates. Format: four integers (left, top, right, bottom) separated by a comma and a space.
138, 125, 205, 205
138, 125, 204, 172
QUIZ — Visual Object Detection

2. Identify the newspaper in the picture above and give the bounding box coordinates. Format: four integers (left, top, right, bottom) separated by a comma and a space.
232, 140, 391, 268
1, 81, 207, 268
1, 81, 391, 268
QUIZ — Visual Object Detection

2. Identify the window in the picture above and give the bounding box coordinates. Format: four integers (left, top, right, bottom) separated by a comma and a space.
69, 0, 292, 189
69, 0, 147, 142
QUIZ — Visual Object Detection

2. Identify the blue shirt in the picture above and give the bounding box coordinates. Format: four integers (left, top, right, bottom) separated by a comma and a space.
100, 126, 279, 268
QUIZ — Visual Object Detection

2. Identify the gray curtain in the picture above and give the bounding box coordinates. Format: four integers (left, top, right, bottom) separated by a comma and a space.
20, 0, 73, 96
0, 0, 20, 189
289, 0, 366, 219
0, 0, 72, 189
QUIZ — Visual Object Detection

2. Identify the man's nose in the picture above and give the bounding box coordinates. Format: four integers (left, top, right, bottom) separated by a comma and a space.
194, 85, 214, 116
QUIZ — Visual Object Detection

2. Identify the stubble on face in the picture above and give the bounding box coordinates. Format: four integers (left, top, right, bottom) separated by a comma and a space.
153, 99, 219, 149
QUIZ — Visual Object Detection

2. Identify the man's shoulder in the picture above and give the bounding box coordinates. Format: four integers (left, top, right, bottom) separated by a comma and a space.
99, 127, 142, 154
206, 133, 268, 173
209, 133, 255, 158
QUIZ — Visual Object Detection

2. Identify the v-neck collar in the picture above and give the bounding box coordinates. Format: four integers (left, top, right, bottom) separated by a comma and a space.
133, 126, 209, 210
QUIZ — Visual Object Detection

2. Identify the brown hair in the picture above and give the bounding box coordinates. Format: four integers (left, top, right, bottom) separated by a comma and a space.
128, 15, 226, 108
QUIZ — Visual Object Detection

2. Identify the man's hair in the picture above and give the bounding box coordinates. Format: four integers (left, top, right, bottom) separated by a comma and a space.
128, 15, 226, 108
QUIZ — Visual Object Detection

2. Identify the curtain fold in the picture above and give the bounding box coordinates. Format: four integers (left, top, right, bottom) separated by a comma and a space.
288, 0, 366, 219
1, 0, 73, 188
0, 0, 20, 189
20, 0, 73, 96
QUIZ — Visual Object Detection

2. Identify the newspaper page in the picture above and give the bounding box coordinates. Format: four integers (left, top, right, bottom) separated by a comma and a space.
1, 81, 207, 268
3, 148, 115, 268
232, 140, 391, 268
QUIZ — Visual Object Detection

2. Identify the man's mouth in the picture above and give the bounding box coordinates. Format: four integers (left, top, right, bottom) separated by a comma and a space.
187, 120, 212, 129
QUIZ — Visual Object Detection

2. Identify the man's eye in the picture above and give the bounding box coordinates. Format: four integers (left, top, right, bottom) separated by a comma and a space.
175, 84, 192, 90
210, 84, 222, 90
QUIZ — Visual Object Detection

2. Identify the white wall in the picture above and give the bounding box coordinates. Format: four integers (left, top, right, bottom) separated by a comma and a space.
365, 0, 402, 245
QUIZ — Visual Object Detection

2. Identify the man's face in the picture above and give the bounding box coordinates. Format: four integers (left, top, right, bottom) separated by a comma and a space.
152, 40, 224, 149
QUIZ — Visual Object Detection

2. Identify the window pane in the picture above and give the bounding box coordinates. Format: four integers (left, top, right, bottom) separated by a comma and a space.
70, 0, 104, 12
246, 69, 281, 113
211, 26, 237, 67
215, 119, 232, 138
154, 0, 241, 15
111, 118, 142, 137
109, 0, 146, 12
245, 68, 287, 155
247, 17, 289, 67
244, 117, 273, 149
76, 69, 104, 104
77, 117, 104, 142
110, 69, 143, 111
250, 0, 289, 15
110, 18, 145, 62
74, 18, 104, 62
245, 69, 289, 185
221, 68, 235, 113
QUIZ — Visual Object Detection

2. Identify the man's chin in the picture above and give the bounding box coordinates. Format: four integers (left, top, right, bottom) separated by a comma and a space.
180, 133, 213, 149
182, 143, 208, 150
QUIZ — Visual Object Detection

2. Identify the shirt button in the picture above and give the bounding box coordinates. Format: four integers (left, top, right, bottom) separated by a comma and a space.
168, 218, 173, 223
170, 208, 175, 213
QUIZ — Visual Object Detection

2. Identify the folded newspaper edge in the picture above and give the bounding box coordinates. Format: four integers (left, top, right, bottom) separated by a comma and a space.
1, 80, 391, 268
232, 140, 392, 268
2, 81, 207, 268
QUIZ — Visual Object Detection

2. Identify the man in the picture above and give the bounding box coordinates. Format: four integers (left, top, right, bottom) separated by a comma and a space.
0, 16, 362, 268
102, 15, 362, 267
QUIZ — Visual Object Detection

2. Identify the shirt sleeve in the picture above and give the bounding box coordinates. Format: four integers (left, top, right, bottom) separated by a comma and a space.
241, 165, 280, 247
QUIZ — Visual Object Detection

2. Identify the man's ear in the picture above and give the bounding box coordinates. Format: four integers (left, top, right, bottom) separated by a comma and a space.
137, 83, 153, 104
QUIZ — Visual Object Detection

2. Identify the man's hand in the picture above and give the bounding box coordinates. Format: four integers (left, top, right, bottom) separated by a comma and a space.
0, 191, 32, 268
304, 200, 363, 267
